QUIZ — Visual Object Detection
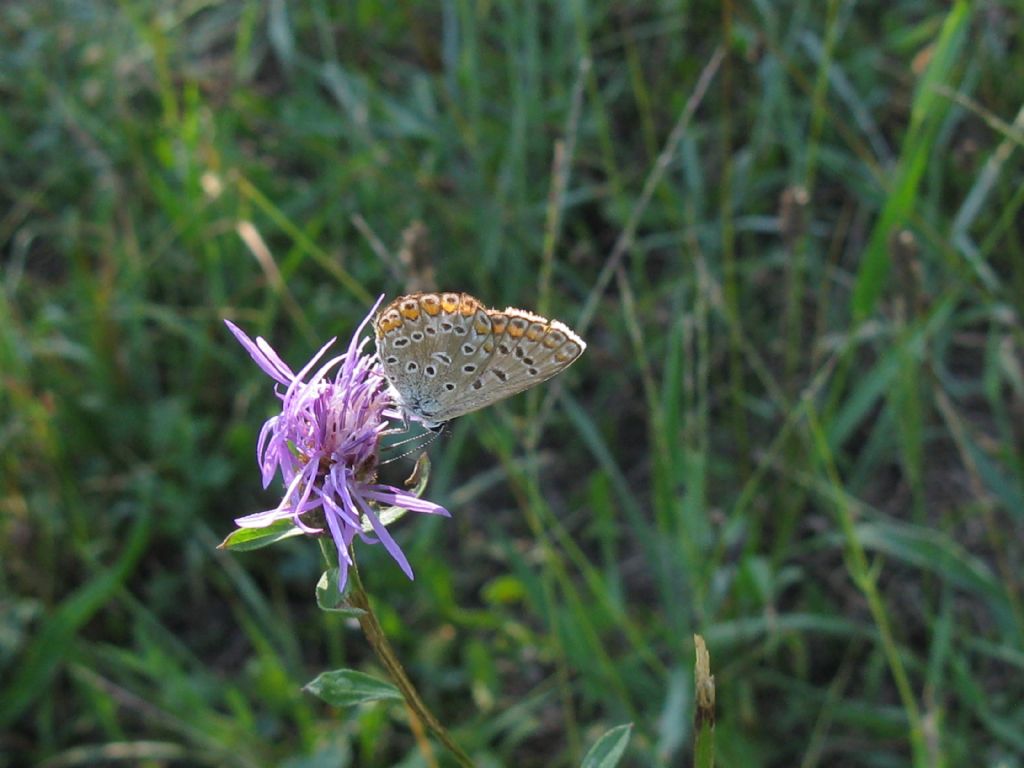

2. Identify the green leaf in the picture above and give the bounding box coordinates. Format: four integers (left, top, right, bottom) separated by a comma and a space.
303, 669, 402, 708
218, 519, 304, 551
481, 574, 527, 605
315, 569, 365, 616
580, 723, 633, 768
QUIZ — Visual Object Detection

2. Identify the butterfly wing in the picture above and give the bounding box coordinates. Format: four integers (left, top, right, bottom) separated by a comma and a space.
375, 292, 497, 425
459, 307, 586, 413
376, 293, 586, 425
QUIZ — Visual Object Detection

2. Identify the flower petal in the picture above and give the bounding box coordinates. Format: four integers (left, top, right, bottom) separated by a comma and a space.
361, 486, 450, 516
346, 479, 414, 581
224, 320, 294, 385
235, 506, 290, 528
285, 337, 339, 402
228, 295, 446, 585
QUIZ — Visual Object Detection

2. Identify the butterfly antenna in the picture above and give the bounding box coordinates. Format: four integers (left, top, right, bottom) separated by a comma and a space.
380, 423, 446, 465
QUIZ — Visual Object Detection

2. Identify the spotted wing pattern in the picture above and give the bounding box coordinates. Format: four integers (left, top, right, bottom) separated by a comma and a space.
374, 292, 585, 426
375, 293, 495, 425
464, 307, 585, 407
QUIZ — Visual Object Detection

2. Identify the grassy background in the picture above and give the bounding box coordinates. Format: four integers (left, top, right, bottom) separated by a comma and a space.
3, 1, 1024, 766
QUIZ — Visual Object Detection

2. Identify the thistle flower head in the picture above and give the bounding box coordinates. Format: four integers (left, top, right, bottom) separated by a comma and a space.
225, 297, 448, 591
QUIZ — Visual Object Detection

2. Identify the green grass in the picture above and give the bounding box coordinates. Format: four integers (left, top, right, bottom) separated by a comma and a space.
3, 1, 1024, 766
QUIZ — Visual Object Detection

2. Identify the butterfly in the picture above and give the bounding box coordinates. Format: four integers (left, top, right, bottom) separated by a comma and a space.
374, 292, 586, 428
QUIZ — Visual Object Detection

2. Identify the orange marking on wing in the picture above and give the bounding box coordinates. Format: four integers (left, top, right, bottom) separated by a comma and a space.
400, 300, 420, 321
507, 320, 527, 338
377, 309, 403, 334
542, 331, 564, 349
473, 313, 492, 334
420, 294, 442, 315
555, 343, 580, 362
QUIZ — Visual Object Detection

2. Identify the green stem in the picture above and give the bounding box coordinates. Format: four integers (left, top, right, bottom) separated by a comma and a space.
802, 409, 928, 765
347, 563, 474, 768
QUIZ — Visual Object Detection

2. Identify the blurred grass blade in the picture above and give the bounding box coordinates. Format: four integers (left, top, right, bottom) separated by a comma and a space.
705, 613, 871, 648
303, 669, 402, 707
0, 511, 151, 727
267, 0, 295, 75
851, 523, 1004, 606
829, 296, 954, 450
949, 103, 1024, 291
851, 1, 971, 319
656, 666, 689, 762
580, 723, 633, 768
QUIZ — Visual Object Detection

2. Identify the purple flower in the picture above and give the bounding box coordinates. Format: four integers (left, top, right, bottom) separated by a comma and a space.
225, 297, 449, 591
